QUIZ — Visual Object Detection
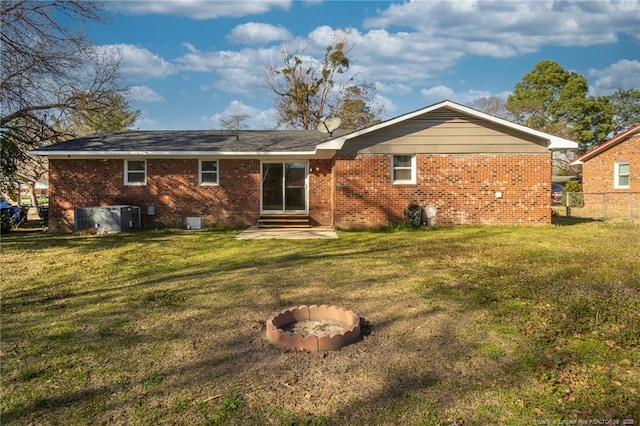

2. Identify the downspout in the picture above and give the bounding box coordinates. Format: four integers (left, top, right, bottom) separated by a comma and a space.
330, 156, 336, 228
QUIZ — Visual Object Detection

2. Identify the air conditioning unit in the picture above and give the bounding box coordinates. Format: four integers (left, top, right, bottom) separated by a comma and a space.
186, 216, 202, 230
74, 205, 141, 233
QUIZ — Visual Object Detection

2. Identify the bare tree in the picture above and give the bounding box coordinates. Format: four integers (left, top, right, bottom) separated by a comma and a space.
264, 33, 382, 130
338, 84, 384, 130
67, 91, 141, 136
472, 96, 512, 120
1, 0, 125, 195
219, 113, 250, 131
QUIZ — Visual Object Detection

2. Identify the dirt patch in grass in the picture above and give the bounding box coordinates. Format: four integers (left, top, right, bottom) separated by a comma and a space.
280, 319, 348, 335
1, 225, 639, 425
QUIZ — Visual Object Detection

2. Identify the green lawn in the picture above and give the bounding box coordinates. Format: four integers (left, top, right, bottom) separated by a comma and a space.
1, 223, 639, 425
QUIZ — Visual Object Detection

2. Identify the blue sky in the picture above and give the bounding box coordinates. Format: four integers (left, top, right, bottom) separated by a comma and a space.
86, 0, 639, 130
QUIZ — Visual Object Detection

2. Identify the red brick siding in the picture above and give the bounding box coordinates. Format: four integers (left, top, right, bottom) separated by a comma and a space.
48, 153, 550, 232
581, 135, 640, 194
48, 158, 334, 232
48, 158, 261, 232
333, 153, 551, 228
308, 159, 334, 226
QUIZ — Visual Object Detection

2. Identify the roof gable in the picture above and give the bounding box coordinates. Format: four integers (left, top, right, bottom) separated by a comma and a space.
317, 100, 578, 152
334, 106, 553, 155
571, 124, 640, 165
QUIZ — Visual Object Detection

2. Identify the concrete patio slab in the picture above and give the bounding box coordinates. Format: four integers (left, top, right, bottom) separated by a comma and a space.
235, 226, 338, 240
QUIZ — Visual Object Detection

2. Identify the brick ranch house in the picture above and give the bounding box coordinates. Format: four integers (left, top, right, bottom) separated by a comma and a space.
32, 100, 578, 233
570, 123, 640, 208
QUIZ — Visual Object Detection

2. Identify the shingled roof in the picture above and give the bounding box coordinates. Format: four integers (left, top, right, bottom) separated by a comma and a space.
32, 100, 579, 158
31, 129, 346, 157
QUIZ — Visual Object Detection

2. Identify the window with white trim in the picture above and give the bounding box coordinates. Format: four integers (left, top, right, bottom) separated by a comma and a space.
392, 155, 416, 184
614, 161, 630, 189
199, 160, 219, 185
125, 160, 146, 185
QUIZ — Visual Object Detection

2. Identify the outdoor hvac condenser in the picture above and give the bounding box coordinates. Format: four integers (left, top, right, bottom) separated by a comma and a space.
74, 205, 141, 233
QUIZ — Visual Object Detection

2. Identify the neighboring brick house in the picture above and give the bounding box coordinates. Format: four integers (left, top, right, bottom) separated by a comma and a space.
571, 124, 640, 207
31, 100, 577, 232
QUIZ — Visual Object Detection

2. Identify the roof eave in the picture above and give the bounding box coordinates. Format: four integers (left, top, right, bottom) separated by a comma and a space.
30, 149, 336, 159
315, 138, 347, 151
547, 136, 580, 151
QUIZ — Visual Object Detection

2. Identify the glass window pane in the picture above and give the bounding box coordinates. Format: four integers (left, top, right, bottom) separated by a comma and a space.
285, 162, 305, 188
394, 169, 412, 181
262, 163, 284, 211
128, 172, 145, 183
618, 163, 629, 175
128, 160, 145, 172
202, 161, 217, 172
393, 155, 412, 167
200, 161, 218, 184
125, 160, 146, 184
619, 176, 629, 186
201, 173, 217, 183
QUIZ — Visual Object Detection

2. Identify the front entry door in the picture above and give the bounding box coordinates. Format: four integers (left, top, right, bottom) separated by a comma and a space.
261, 162, 307, 213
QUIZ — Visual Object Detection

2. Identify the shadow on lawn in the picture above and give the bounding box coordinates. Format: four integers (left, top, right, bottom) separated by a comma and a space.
2, 227, 638, 424
552, 214, 603, 226
3, 386, 119, 424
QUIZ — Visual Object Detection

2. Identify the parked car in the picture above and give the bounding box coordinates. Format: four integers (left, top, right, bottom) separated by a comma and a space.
551, 183, 564, 205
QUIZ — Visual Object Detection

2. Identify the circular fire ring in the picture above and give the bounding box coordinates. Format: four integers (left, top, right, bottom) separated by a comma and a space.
266, 305, 360, 352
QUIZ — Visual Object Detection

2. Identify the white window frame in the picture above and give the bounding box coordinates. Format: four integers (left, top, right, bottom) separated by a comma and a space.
199, 159, 219, 186
614, 161, 630, 189
124, 159, 147, 186
392, 154, 416, 184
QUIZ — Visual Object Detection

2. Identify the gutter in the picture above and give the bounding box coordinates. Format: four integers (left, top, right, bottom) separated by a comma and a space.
30, 149, 337, 160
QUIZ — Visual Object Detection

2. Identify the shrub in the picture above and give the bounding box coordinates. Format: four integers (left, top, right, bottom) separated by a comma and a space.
562, 181, 584, 207
1, 209, 12, 233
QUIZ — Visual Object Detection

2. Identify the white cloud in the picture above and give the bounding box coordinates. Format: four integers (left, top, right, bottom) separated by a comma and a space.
371, 93, 397, 119
307, 25, 342, 49
96, 44, 176, 81
420, 85, 511, 106
176, 24, 471, 103
420, 85, 455, 102
364, 0, 639, 58
201, 100, 277, 129
342, 28, 464, 84
108, 0, 291, 19
181, 42, 198, 53
128, 86, 166, 103
374, 82, 412, 96
177, 44, 279, 96
177, 44, 275, 72
228, 22, 292, 45
213, 68, 265, 95
133, 111, 158, 131
588, 59, 640, 96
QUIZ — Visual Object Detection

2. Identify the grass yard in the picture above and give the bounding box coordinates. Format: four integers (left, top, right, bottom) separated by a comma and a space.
1, 223, 639, 425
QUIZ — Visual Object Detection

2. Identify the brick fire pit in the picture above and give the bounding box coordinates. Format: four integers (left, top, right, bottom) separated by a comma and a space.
266, 305, 361, 352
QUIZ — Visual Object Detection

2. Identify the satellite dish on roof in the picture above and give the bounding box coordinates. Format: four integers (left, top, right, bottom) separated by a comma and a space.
316, 117, 341, 136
